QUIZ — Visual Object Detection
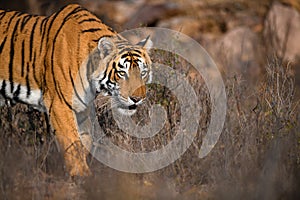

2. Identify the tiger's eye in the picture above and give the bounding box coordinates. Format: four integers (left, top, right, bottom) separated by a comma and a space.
141, 70, 147, 77
118, 71, 126, 77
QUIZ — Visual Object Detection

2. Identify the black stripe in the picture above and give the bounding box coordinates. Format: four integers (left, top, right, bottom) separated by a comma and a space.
48, 101, 53, 115
124, 58, 131, 63
39, 16, 48, 54
40, 13, 51, 92
107, 70, 115, 84
73, 13, 88, 20
132, 58, 139, 65
92, 39, 99, 43
76, 32, 89, 95
118, 63, 125, 69
133, 49, 142, 54
0, 36, 7, 55
39, 17, 47, 34
119, 48, 132, 55
112, 63, 118, 82
20, 15, 32, 31
81, 28, 102, 33
78, 18, 100, 24
0, 11, 6, 21
108, 27, 116, 33
13, 84, 21, 99
27, 19, 39, 88
130, 53, 141, 58
107, 70, 113, 82
26, 63, 31, 97
29, 19, 38, 60
32, 52, 39, 84
9, 18, 21, 93
101, 65, 108, 82
112, 70, 118, 82
0, 80, 6, 97
112, 62, 117, 70
39, 17, 44, 34
57, 84, 74, 111
21, 40, 25, 77
4, 12, 20, 34
121, 53, 130, 59
69, 69, 87, 108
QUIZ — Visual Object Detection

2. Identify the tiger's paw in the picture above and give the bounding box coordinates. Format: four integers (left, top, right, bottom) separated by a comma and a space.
68, 161, 91, 177
64, 141, 91, 177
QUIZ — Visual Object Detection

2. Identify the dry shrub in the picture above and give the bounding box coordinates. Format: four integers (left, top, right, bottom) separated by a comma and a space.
211, 56, 299, 200
0, 52, 299, 199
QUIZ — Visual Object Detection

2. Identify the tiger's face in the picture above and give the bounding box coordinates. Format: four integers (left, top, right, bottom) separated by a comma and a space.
92, 35, 152, 115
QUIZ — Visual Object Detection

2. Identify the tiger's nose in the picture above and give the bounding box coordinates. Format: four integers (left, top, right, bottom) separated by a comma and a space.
129, 96, 143, 103
130, 85, 146, 104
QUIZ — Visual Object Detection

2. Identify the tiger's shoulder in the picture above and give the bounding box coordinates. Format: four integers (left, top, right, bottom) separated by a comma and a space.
46, 4, 116, 53
50, 4, 116, 34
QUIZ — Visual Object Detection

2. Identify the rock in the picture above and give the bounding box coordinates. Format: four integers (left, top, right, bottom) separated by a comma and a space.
157, 16, 202, 39
91, 1, 182, 30
96, 0, 144, 27
264, 3, 300, 62
208, 27, 263, 79
124, 2, 182, 29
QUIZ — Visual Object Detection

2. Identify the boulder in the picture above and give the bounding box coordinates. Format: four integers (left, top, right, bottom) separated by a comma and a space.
264, 3, 300, 62
157, 16, 202, 39
209, 27, 263, 79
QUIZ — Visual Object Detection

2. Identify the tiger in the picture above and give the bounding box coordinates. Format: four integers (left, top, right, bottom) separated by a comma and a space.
0, 4, 152, 176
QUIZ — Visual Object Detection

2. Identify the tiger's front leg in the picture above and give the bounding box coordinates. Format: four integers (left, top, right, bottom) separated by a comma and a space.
46, 99, 91, 177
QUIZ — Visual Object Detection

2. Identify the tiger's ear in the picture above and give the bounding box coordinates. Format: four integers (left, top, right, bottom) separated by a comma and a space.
98, 37, 116, 59
136, 35, 153, 52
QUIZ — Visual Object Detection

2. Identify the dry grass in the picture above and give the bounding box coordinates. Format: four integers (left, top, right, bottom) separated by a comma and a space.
0, 49, 299, 199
